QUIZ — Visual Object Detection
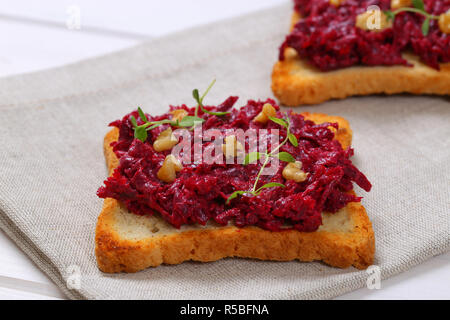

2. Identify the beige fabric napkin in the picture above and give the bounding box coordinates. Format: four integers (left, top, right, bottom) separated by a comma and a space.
0, 3, 449, 299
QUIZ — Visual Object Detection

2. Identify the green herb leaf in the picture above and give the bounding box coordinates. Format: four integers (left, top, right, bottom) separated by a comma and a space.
147, 123, 165, 130
200, 79, 216, 102
134, 126, 148, 143
255, 182, 286, 195
268, 116, 288, 128
274, 152, 296, 163
386, 2, 439, 26
384, 10, 395, 21
412, 0, 425, 11
137, 107, 148, 122
192, 89, 200, 104
178, 116, 205, 127
130, 116, 138, 128
244, 152, 262, 165
142, 119, 175, 130
288, 133, 298, 147
234, 112, 298, 198
226, 190, 247, 204
193, 79, 230, 116
200, 105, 231, 116
421, 17, 430, 36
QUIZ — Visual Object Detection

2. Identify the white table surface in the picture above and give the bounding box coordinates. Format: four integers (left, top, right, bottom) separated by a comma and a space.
0, 0, 449, 300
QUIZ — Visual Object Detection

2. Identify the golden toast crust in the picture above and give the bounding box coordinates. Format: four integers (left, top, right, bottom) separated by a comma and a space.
95, 113, 374, 273
271, 13, 450, 106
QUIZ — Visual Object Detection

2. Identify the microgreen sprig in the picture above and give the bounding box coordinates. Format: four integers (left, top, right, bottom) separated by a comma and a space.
384, 0, 439, 35
130, 107, 204, 142
192, 79, 231, 117
226, 112, 299, 204
129, 80, 229, 142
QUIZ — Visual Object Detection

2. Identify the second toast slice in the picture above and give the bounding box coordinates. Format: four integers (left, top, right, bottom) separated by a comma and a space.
272, 11, 450, 106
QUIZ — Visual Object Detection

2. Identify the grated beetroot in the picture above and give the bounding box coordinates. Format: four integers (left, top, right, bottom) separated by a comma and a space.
280, 0, 450, 71
97, 98, 371, 232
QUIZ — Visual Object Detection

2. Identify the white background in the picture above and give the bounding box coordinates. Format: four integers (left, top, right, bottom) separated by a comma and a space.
0, 0, 449, 300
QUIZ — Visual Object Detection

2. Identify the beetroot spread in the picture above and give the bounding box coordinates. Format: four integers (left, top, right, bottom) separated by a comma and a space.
280, 0, 450, 71
97, 98, 371, 232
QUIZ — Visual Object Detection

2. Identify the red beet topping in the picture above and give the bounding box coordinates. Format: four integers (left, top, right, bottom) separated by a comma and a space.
280, 0, 450, 71
97, 98, 371, 232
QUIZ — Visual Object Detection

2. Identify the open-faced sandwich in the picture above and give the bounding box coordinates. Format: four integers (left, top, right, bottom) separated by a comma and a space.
272, 0, 450, 106
95, 82, 374, 273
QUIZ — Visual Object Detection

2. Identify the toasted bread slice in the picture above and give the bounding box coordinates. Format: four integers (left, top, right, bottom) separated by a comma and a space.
95, 113, 374, 273
271, 12, 450, 106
